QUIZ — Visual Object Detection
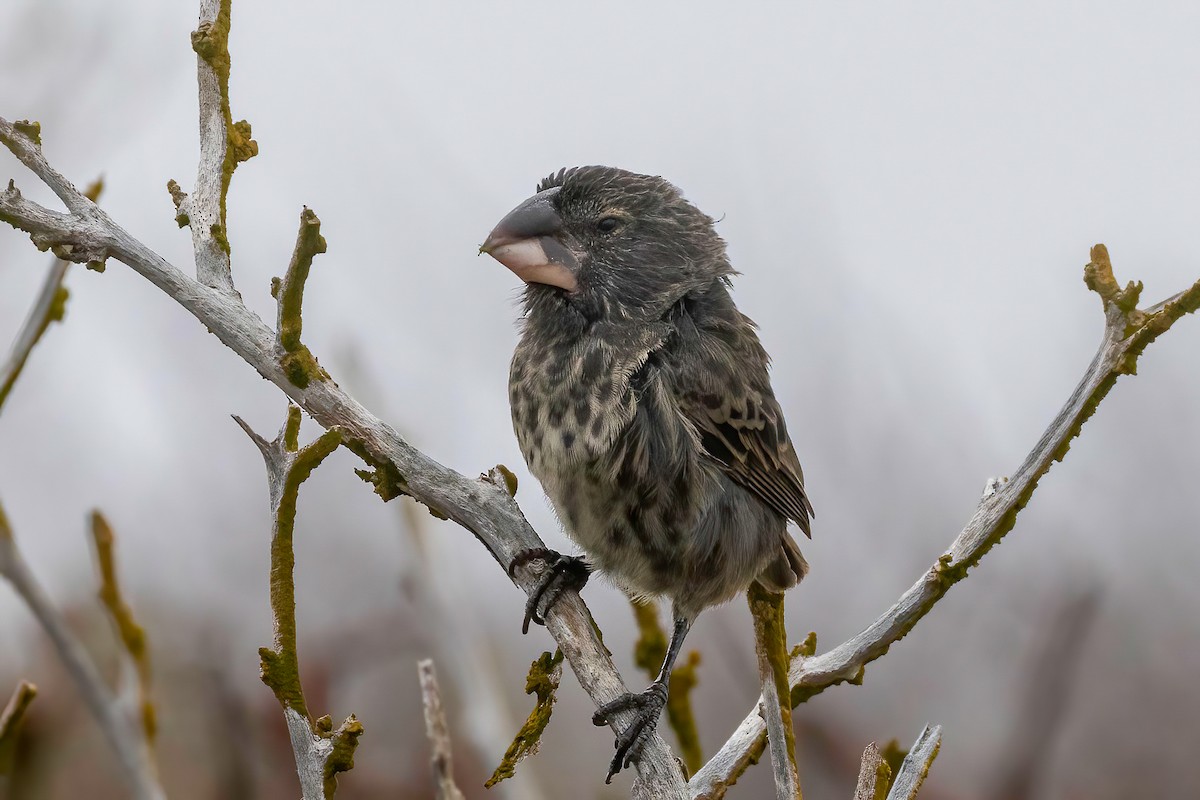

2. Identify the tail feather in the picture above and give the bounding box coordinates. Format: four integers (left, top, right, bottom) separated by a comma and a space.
757, 532, 808, 592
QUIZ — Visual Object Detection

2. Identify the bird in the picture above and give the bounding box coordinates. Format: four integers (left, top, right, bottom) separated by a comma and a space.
481, 166, 813, 782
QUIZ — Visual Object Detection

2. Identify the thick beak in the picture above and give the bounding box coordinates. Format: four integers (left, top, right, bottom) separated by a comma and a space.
481, 187, 579, 292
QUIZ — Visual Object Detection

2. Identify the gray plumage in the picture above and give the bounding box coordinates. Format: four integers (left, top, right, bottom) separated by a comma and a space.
485, 165, 813, 779
507, 166, 810, 618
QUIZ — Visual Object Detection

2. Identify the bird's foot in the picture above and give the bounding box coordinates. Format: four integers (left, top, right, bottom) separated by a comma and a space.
507, 547, 591, 634
592, 682, 668, 783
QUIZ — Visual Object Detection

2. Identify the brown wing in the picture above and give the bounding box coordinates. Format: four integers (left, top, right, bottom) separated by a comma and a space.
683, 383, 814, 536
668, 297, 814, 535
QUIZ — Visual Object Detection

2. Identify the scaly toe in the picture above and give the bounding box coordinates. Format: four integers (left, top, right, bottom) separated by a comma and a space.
593, 686, 667, 782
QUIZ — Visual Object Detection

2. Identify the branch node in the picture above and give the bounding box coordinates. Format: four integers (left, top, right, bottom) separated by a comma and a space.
167, 179, 191, 227
323, 714, 364, 796
483, 464, 519, 497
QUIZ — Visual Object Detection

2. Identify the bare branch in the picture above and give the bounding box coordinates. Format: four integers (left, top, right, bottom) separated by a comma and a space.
0, 501, 164, 800
885, 725, 942, 800
90, 511, 156, 744
185, 0, 257, 292
0, 257, 65, 408
747, 583, 801, 800
0, 680, 37, 775
852, 743, 890, 800
236, 406, 361, 799
418, 659, 466, 800
0, 117, 687, 797
691, 247, 1200, 797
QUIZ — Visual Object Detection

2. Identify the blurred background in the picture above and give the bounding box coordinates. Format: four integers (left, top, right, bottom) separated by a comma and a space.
1, 1, 1198, 797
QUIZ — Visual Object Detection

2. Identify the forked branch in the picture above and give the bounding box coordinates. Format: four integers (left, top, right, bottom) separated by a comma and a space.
235, 405, 360, 799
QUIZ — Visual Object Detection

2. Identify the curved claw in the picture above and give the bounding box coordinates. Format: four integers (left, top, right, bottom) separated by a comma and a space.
508, 548, 591, 634
592, 684, 668, 783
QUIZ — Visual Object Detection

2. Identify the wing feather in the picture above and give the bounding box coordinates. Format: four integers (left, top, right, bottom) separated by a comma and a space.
672, 307, 814, 535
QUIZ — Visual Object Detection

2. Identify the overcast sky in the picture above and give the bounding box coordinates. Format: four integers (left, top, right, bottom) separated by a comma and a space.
2, 2, 1198, 796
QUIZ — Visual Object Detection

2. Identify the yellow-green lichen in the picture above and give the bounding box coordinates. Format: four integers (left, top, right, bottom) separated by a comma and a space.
258, 418, 341, 722
190, 0, 258, 254
748, 582, 798, 782
486, 464, 519, 497
879, 739, 907, 792
0, 680, 37, 775
868, 750, 893, 800
166, 179, 190, 227
486, 649, 564, 787
12, 120, 40, 147
91, 511, 156, 742
280, 346, 328, 389
277, 208, 327, 353
323, 715, 364, 797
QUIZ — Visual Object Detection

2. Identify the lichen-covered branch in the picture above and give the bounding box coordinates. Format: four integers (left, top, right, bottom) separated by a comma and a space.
418, 659, 466, 800
0, 112, 687, 797
0, 680, 37, 775
885, 725, 941, 800
632, 600, 703, 775
487, 649, 563, 788
236, 405, 361, 799
90, 511, 156, 744
0, 501, 164, 800
747, 584, 800, 800
271, 207, 329, 388
184, 0, 258, 291
690, 248, 1200, 798
852, 743, 890, 800
0, 177, 102, 410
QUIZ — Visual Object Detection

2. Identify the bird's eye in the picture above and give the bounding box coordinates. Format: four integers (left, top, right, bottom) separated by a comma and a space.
597, 216, 621, 234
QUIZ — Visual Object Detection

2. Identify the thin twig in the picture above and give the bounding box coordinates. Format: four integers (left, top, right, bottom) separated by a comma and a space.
0, 177, 103, 410
0, 680, 37, 775
885, 725, 942, 800
418, 659, 466, 800
90, 510, 156, 744
235, 405, 361, 799
852, 742, 890, 800
271, 207, 329, 389
690, 246, 1200, 797
0, 501, 164, 800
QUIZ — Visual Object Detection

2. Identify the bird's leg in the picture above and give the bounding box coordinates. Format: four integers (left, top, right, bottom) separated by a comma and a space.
507, 547, 591, 634
593, 613, 693, 782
